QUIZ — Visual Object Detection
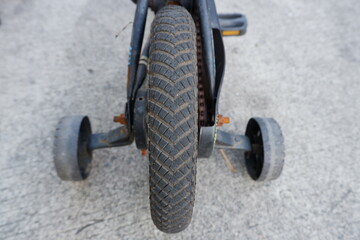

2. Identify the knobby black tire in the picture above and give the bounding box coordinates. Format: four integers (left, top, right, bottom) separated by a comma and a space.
147, 5, 198, 233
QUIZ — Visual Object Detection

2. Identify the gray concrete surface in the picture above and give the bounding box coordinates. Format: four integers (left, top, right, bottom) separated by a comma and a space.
1, 0, 359, 239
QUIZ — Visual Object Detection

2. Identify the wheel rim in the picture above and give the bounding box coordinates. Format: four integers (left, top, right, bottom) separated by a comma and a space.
245, 119, 264, 180
77, 117, 92, 179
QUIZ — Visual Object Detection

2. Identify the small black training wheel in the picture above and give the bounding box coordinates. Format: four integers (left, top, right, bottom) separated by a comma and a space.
54, 116, 93, 181
245, 117, 285, 181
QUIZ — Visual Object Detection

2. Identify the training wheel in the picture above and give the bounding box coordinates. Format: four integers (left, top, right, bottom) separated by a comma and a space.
54, 116, 93, 181
245, 117, 285, 181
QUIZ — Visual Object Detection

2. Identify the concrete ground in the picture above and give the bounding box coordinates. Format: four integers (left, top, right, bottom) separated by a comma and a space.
1, 0, 359, 239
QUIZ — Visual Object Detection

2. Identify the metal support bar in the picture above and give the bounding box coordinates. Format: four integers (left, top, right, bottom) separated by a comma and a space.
196, 0, 216, 100
131, 39, 150, 99
88, 126, 133, 150
215, 130, 252, 152
127, 0, 148, 100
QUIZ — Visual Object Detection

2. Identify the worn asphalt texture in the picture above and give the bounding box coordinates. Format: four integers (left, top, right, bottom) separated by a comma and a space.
1, 0, 359, 239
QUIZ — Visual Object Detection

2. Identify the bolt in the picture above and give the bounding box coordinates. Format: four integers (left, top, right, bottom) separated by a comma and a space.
114, 113, 126, 125
141, 149, 147, 156
217, 114, 230, 127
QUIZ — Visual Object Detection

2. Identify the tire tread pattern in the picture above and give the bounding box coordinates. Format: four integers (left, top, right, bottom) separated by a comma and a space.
147, 5, 198, 233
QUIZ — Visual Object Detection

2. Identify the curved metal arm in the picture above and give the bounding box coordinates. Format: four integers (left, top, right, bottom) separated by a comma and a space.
88, 126, 133, 150
215, 130, 252, 152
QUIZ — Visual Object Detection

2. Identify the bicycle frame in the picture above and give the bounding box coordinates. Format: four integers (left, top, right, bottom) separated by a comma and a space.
87, 0, 249, 156
125, 0, 226, 157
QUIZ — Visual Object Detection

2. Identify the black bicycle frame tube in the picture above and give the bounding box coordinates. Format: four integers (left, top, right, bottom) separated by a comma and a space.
195, 0, 226, 157
127, 0, 148, 102
207, 0, 225, 114
196, 0, 225, 123
196, 0, 215, 102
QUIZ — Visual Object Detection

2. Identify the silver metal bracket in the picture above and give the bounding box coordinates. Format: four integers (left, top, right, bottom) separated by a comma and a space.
88, 126, 133, 150
215, 130, 252, 152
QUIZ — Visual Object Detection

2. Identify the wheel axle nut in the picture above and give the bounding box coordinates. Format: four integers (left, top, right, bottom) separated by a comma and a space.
114, 113, 126, 125
141, 149, 147, 156
217, 115, 230, 126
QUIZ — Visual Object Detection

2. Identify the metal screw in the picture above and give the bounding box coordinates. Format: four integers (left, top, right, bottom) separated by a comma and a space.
114, 113, 126, 125
217, 114, 230, 127
141, 149, 147, 156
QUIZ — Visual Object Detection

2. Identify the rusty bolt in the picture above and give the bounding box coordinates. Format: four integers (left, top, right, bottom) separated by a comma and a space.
113, 113, 126, 125
217, 114, 230, 127
141, 149, 147, 156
